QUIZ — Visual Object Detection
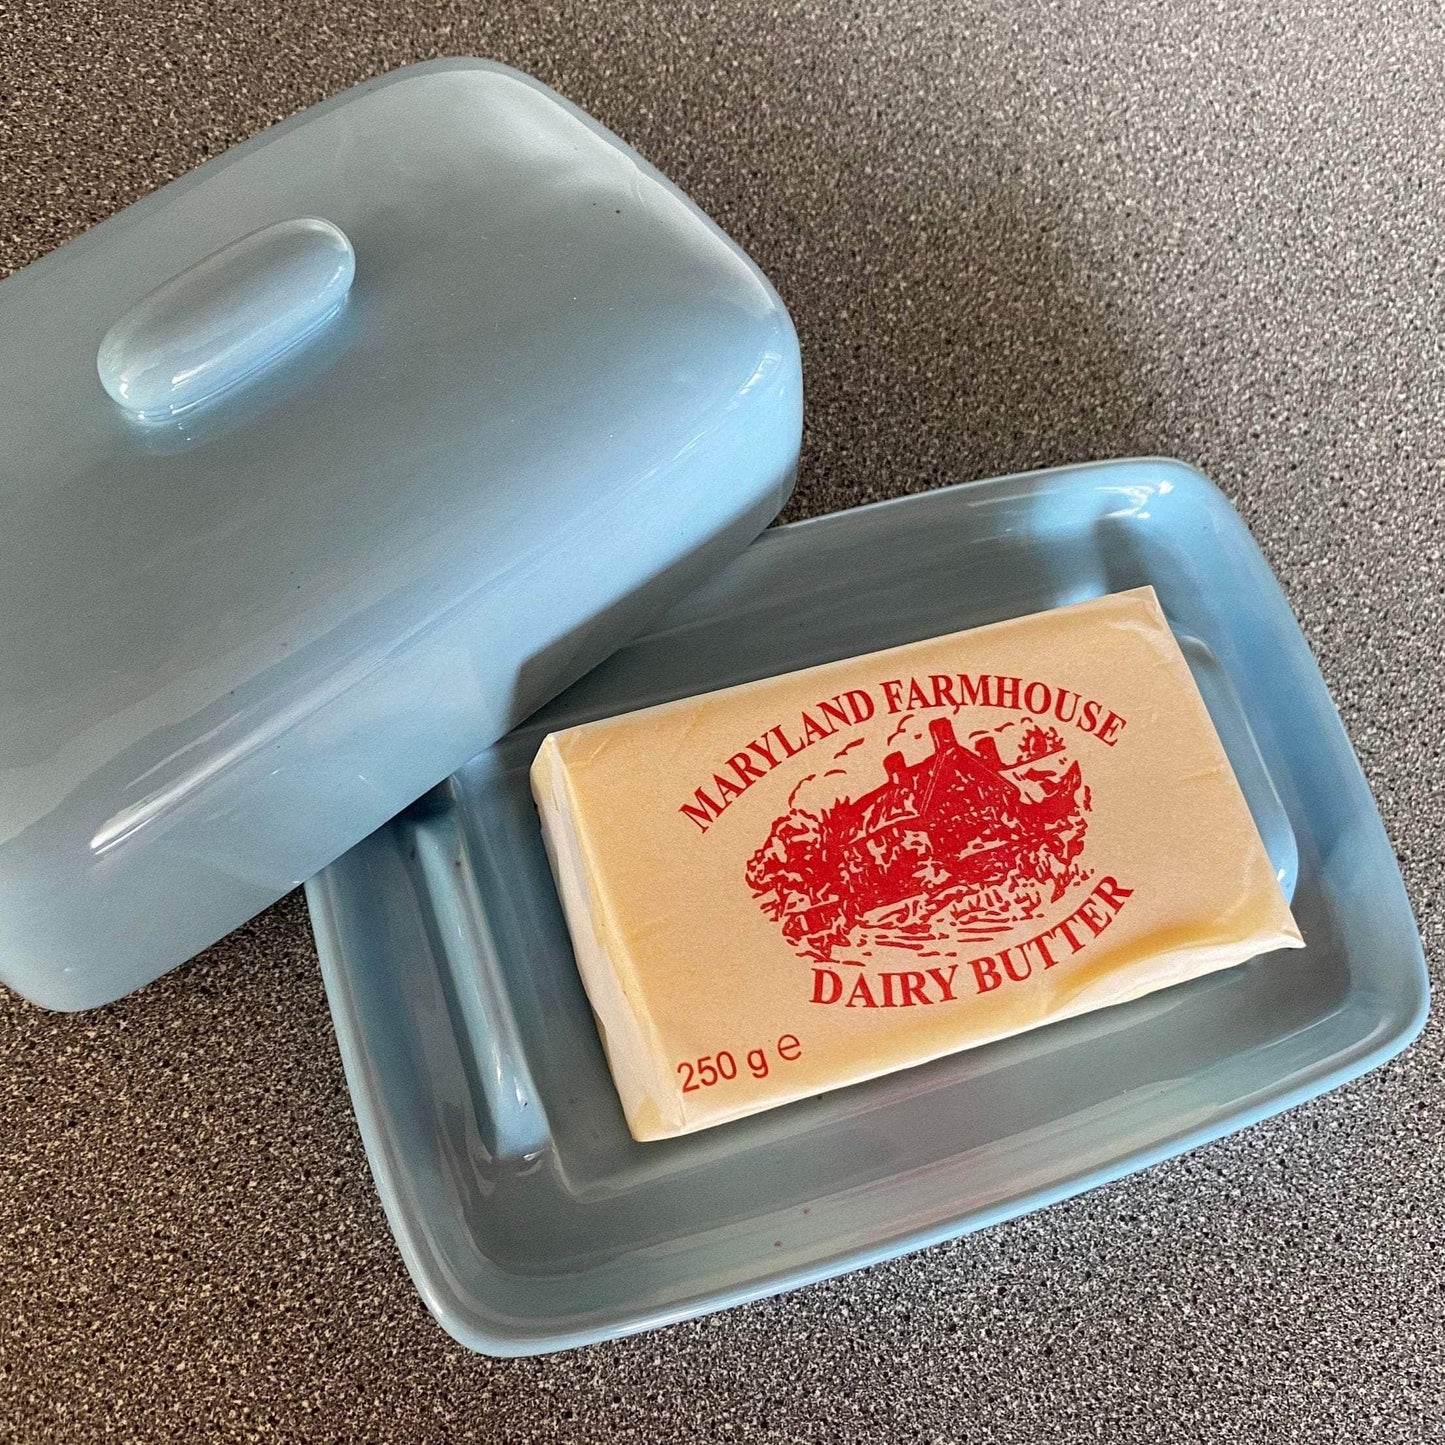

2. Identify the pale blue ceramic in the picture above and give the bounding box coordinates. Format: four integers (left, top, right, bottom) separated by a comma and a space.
97, 218, 357, 419
308, 458, 1428, 1356
0, 60, 801, 1010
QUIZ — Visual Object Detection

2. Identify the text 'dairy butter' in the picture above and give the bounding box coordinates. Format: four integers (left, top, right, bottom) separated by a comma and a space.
531, 588, 1303, 1141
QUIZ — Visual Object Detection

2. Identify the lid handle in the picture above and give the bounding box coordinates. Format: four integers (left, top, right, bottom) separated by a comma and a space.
97, 218, 356, 421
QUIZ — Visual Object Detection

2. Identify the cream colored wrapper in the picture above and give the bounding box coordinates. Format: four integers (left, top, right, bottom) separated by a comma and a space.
531, 588, 1303, 1141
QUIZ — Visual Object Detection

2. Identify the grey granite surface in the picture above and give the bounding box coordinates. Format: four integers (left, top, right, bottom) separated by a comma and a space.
1, 2, 1442, 1441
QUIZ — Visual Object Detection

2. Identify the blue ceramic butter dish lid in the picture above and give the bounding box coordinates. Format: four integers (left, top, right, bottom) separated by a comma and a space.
0, 58, 802, 1010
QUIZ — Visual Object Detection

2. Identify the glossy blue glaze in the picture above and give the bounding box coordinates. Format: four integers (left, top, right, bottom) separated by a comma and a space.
308, 459, 1428, 1356
0, 61, 801, 1010
96, 218, 355, 420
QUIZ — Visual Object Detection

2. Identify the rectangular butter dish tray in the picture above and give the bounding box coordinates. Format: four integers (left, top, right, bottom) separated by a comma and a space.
306, 457, 1428, 1355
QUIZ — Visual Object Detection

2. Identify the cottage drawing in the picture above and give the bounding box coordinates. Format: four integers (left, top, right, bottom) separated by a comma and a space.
746, 715, 1090, 962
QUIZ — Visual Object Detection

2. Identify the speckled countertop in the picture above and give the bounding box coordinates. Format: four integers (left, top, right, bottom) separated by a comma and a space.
2, 3, 1442, 1441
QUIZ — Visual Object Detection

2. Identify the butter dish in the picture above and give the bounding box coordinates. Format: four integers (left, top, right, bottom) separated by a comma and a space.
0, 51, 1422, 1365
308, 458, 1427, 1354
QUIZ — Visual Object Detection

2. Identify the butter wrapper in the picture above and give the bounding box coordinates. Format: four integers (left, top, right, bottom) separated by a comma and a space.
531, 587, 1303, 1141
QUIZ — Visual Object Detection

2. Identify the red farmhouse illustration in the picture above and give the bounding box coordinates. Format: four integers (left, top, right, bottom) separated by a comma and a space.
746, 715, 1089, 962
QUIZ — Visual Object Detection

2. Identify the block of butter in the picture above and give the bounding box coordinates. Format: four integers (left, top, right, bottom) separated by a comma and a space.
531, 587, 1303, 1141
